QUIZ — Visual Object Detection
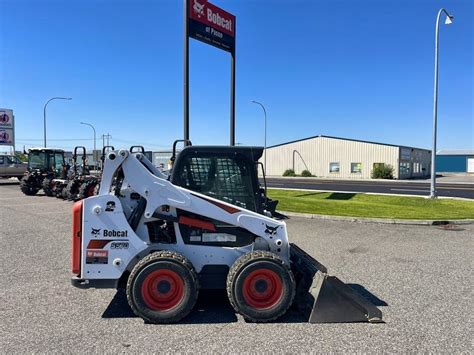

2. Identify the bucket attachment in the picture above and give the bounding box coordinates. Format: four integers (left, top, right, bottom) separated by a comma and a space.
290, 243, 383, 323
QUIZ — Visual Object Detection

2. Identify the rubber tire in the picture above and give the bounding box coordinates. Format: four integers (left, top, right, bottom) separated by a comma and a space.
226, 251, 295, 323
77, 180, 97, 200
20, 175, 39, 196
126, 250, 199, 324
42, 178, 54, 197
62, 186, 69, 199
65, 180, 81, 201
54, 186, 63, 198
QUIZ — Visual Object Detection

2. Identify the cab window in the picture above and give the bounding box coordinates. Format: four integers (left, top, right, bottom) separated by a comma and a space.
54, 153, 64, 171
29, 151, 47, 169
176, 154, 256, 211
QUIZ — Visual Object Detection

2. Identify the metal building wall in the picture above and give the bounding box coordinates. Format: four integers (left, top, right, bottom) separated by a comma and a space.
264, 136, 400, 179
436, 155, 469, 173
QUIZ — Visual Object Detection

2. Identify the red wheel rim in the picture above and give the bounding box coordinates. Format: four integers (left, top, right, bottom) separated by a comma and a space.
242, 269, 283, 309
141, 269, 185, 311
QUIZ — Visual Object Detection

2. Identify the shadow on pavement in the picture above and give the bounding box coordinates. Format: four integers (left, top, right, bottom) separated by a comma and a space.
348, 284, 388, 307
102, 289, 239, 324
0, 179, 20, 185
102, 284, 386, 324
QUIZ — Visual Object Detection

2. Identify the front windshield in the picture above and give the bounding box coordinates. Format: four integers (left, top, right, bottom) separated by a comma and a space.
28, 151, 47, 169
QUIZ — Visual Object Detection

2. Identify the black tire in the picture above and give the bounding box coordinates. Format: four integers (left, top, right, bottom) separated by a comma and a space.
77, 180, 97, 200
54, 186, 64, 198
42, 178, 54, 197
61, 186, 69, 199
126, 250, 199, 324
20, 175, 39, 196
65, 180, 81, 201
226, 251, 295, 323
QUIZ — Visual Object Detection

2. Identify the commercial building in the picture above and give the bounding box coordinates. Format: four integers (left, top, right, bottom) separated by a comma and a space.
436, 150, 474, 173
264, 135, 431, 179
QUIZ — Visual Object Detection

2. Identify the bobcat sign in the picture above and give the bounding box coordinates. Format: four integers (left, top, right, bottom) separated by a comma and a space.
0, 108, 14, 146
184, 0, 236, 146
188, 0, 235, 52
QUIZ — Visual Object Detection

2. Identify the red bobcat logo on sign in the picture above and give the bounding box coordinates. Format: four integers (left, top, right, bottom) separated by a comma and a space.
193, 0, 205, 17
0, 113, 9, 124
0, 130, 9, 141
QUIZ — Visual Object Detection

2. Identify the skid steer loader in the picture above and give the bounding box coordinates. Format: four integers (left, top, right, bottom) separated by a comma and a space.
71, 145, 382, 324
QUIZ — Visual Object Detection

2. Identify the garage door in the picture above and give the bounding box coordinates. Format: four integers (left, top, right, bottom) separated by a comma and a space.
468, 158, 474, 173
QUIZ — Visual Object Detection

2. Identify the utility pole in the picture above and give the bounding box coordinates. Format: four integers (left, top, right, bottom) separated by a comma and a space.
101, 133, 112, 149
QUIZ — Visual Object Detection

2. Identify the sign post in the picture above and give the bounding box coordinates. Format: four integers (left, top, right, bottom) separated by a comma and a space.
0, 108, 15, 149
184, 0, 236, 145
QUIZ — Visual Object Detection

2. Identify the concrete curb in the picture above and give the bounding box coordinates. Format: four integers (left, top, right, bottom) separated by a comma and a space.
278, 210, 474, 226
268, 186, 474, 201
266, 175, 474, 185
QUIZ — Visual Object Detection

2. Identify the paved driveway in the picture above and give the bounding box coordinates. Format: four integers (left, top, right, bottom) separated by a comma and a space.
0, 183, 471, 352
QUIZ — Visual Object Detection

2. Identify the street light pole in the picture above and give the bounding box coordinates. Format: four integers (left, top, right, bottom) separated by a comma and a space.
43, 97, 72, 147
251, 100, 267, 174
430, 9, 453, 199
80, 121, 96, 162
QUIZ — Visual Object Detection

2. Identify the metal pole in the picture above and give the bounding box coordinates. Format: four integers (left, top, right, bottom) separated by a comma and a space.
183, 0, 190, 144
251, 101, 267, 173
80, 122, 96, 162
430, 9, 453, 199
43, 97, 72, 147
230, 40, 236, 146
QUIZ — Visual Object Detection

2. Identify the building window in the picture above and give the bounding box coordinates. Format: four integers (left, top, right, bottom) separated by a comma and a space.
413, 162, 421, 174
329, 162, 340, 173
373, 163, 385, 170
399, 162, 410, 175
351, 163, 362, 173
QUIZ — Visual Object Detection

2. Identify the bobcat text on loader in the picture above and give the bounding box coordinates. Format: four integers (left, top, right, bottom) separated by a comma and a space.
71, 145, 382, 324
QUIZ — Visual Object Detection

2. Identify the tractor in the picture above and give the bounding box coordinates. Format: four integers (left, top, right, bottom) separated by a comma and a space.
20, 148, 68, 196
71, 143, 382, 324
62, 146, 91, 201
76, 145, 115, 200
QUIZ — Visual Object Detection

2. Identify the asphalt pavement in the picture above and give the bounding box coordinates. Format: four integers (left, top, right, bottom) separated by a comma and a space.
0, 183, 472, 352
265, 177, 474, 199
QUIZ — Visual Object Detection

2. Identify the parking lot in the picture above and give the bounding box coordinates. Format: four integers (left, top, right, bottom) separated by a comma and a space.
0, 181, 472, 353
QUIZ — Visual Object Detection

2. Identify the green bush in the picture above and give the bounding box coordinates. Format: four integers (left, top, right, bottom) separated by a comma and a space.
371, 164, 394, 179
283, 169, 296, 177
301, 169, 313, 177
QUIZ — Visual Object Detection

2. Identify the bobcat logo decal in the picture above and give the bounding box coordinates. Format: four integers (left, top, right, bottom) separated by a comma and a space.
91, 228, 101, 236
264, 224, 279, 236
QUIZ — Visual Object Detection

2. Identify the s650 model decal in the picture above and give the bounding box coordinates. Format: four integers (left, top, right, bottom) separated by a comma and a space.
110, 242, 129, 249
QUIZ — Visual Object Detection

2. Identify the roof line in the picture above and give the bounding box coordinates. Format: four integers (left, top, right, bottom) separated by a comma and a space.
266, 134, 431, 151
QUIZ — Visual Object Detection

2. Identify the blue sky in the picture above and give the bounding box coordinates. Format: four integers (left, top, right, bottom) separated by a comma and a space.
0, 0, 472, 152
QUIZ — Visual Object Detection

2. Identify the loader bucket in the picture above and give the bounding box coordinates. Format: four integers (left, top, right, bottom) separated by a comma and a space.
290, 243, 383, 323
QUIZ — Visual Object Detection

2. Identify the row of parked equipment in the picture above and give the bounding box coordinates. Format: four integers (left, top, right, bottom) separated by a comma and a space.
19, 145, 116, 201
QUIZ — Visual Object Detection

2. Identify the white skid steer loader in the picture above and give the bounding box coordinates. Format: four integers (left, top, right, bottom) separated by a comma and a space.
71, 145, 382, 324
